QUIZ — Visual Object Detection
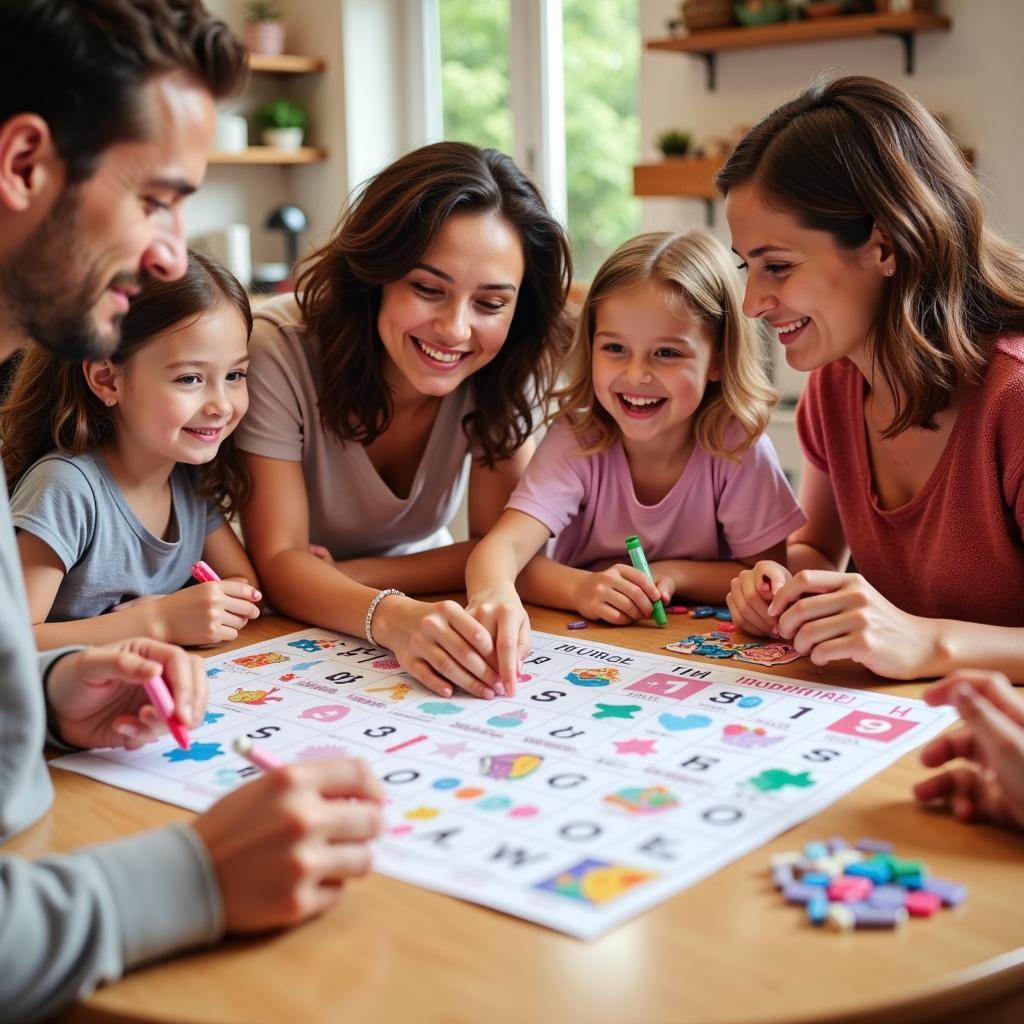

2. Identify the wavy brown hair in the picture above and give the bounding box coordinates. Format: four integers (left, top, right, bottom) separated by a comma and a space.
0, 250, 252, 514
553, 231, 775, 462
716, 74, 1024, 437
295, 142, 573, 469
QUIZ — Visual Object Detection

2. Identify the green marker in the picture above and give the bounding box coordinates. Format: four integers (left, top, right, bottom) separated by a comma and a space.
625, 534, 668, 627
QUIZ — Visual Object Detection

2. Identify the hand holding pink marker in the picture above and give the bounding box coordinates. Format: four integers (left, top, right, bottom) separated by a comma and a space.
143, 675, 191, 750
233, 735, 283, 772
191, 559, 220, 584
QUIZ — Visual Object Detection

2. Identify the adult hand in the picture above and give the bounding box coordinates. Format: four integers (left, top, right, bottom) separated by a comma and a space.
913, 670, 1024, 831
192, 758, 384, 932
307, 543, 335, 565
150, 580, 262, 646
767, 570, 941, 679
372, 595, 502, 700
465, 586, 531, 695
45, 638, 206, 750
573, 564, 669, 625
726, 560, 791, 637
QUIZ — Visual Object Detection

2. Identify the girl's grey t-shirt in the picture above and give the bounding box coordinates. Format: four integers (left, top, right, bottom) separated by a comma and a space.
234, 294, 475, 558
10, 450, 224, 620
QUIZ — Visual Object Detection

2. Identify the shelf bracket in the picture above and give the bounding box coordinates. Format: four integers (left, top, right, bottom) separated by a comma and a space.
880, 31, 916, 75
697, 51, 716, 91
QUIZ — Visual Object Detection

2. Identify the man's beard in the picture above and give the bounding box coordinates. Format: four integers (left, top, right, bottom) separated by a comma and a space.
0, 187, 139, 362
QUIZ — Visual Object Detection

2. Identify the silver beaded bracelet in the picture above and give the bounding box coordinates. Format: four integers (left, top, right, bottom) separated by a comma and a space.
364, 588, 404, 647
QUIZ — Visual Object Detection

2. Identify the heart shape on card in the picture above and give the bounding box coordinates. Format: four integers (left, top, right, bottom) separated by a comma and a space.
658, 712, 712, 732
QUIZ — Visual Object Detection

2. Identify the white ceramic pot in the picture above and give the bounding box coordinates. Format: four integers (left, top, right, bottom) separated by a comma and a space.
261, 127, 304, 150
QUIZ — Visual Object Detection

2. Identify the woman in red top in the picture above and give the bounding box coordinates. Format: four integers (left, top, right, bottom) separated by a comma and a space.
720, 75, 1024, 682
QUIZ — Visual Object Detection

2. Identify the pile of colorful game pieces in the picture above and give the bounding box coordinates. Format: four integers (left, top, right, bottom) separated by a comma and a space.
770, 837, 966, 932
665, 604, 737, 632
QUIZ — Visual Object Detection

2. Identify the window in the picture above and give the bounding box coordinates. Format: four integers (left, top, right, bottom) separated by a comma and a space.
437, 0, 640, 282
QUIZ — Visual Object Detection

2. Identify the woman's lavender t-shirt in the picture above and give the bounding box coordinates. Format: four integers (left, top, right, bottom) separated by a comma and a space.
505, 419, 805, 570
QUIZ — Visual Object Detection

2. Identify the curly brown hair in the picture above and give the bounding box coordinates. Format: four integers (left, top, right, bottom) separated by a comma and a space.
295, 142, 574, 469
0, 250, 252, 515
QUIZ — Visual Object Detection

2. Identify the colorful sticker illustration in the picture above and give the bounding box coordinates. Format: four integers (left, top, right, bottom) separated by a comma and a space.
488, 709, 527, 728
163, 742, 223, 763
592, 703, 643, 720
604, 785, 679, 815
229, 686, 283, 705
535, 859, 656, 905
433, 741, 473, 759
201, 711, 224, 726
614, 738, 658, 755
372, 657, 401, 670
232, 651, 288, 668
732, 644, 803, 666
287, 637, 339, 652
748, 769, 815, 792
366, 682, 414, 702
565, 666, 620, 687
419, 702, 463, 716
299, 704, 350, 723
405, 806, 440, 820
479, 752, 542, 780
721, 724, 784, 749
658, 712, 712, 732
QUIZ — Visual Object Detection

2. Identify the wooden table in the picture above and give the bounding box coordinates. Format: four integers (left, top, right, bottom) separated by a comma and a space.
11, 609, 1023, 1024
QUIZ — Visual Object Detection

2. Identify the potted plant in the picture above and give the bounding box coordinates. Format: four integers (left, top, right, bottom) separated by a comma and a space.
256, 99, 306, 150
244, 0, 285, 56
656, 128, 693, 159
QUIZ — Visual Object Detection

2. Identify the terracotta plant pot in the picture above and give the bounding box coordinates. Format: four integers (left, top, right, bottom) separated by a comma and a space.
245, 19, 285, 56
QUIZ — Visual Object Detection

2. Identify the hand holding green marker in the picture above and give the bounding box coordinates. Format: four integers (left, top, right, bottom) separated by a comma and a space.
625, 534, 668, 627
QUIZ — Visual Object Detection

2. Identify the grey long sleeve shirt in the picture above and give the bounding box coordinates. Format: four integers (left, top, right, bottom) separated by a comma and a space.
0, 461, 223, 1023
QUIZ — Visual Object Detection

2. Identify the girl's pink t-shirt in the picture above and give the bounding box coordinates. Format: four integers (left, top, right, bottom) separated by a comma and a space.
506, 419, 805, 571
796, 336, 1024, 626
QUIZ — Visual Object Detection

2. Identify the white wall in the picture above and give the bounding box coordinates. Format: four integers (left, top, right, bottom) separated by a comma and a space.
186, 0, 434, 266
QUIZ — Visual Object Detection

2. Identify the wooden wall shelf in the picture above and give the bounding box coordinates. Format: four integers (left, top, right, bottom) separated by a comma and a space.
248, 53, 325, 74
648, 11, 952, 89
634, 157, 726, 225
209, 147, 327, 165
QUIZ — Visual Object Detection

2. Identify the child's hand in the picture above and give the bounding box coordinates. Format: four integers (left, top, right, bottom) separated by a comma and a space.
192, 757, 384, 932
727, 560, 791, 636
914, 670, 1024, 832
45, 638, 207, 750
465, 586, 531, 694
370, 594, 503, 700
573, 564, 667, 625
110, 594, 166, 612
152, 580, 262, 646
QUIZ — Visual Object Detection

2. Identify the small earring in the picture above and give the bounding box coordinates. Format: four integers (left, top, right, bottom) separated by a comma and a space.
104, 399, 115, 407
886, 267, 895, 277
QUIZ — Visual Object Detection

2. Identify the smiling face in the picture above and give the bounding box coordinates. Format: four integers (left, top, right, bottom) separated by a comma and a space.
0, 72, 215, 361
376, 211, 525, 401
591, 282, 720, 456
725, 183, 893, 374
105, 299, 250, 474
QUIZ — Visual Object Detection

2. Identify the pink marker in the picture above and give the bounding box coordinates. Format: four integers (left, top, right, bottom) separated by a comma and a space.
143, 675, 191, 750
233, 736, 284, 772
191, 560, 220, 583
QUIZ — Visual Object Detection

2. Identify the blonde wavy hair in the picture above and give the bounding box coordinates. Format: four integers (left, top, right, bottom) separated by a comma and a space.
552, 230, 775, 461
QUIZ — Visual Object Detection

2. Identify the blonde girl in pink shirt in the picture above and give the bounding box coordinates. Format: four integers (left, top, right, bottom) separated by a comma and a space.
467, 230, 803, 688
